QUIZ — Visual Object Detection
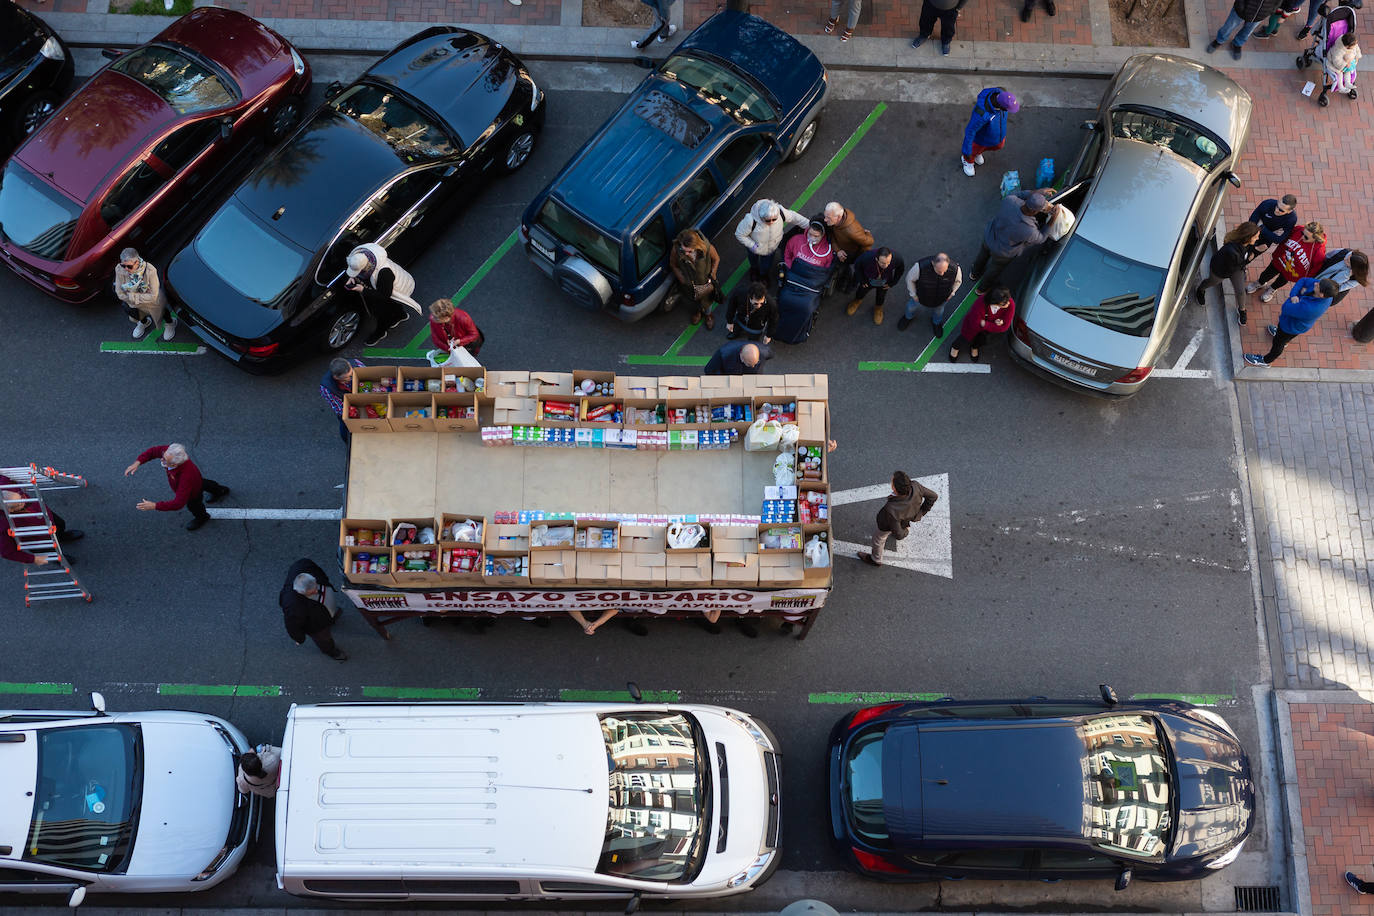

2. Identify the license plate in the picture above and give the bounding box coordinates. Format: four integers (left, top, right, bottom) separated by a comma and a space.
1050, 352, 1098, 377
529, 238, 555, 261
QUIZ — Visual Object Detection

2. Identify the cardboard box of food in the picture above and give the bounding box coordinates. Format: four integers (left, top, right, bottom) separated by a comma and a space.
398, 365, 442, 393
621, 524, 667, 553
485, 370, 533, 399
665, 552, 712, 586
529, 520, 576, 550
580, 397, 624, 426
343, 545, 395, 585
758, 551, 805, 586
482, 553, 530, 586
530, 548, 576, 585
340, 518, 389, 549
573, 370, 617, 396
576, 551, 623, 585
438, 513, 485, 545
530, 371, 575, 396
575, 520, 621, 551
620, 552, 667, 586
484, 523, 530, 553
351, 365, 399, 394
615, 375, 660, 399
438, 365, 484, 395
712, 552, 759, 586
803, 558, 832, 586
659, 376, 702, 402
492, 396, 537, 425
432, 393, 478, 432
665, 524, 711, 553
387, 392, 435, 432
623, 398, 666, 431
435, 543, 484, 583
342, 393, 390, 434
536, 397, 580, 427
391, 545, 442, 584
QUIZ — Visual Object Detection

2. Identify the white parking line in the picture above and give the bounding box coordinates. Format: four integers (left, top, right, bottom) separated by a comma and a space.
1172, 328, 1205, 370
921, 363, 991, 374
208, 508, 340, 520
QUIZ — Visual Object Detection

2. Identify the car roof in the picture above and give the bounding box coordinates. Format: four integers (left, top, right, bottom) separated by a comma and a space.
1072, 139, 1202, 269
886, 719, 1088, 846
365, 29, 519, 148
279, 704, 610, 874
674, 10, 824, 115
152, 8, 286, 91
16, 71, 174, 202
1108, 53, 1251, 148
553, 77, 736, 231
231, 110, 398, 250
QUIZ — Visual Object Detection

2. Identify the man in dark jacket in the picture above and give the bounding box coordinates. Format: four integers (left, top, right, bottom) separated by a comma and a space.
1248, 195, 1298, 253
125, 443, 229, 531
902, 252, 964, 334
1206, 0, 1284, 59
724, 282, 778, 342
972, 189, 1057, 293
910, 0, 968, 54
859, 471, 939, 567
280, 558, 347, 661
705, 340, 774, 375
320, 357, 364, 444
847, 247, 907, 326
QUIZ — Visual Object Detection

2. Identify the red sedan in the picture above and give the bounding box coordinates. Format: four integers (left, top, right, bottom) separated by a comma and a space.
0, 7, 310, 302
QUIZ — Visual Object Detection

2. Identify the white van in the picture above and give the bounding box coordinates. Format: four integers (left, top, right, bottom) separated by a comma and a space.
275, 701, 782, 903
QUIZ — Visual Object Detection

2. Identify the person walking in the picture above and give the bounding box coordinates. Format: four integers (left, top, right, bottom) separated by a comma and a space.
949, 286, 1015, 361
735, 199, 809, 284
113, 248, 175, 341
344, 242, 422, 346
666, 228, 720, 329
1020, 0, 1056, 22
631, 0, 677, 48
125, 443, 229, 531
428, 299, 484, 355
704, 340, 774, 375
1206, 0, 1283, 60
971, 188, 1057, 292
724, 281, 778, 342
281, 558, 348, 661
1320, 33, 1361, 105
961, 88, 1019, 177
1244, 276, 1340, 366
858, 471, 938, 567
1247, 221, 1326, 303
320, 357, 364, 444
846, 246, 906, 325
817, 201, 874, 292
824, 0, 861, 41
910, 0, 968, 54
235, 744, 282, 798
1247, 195, 1298, 258
1347, 870, 1374, 895
900, 252, 964, 334
1196, 221, 1261, 323
0, 475, 83, 565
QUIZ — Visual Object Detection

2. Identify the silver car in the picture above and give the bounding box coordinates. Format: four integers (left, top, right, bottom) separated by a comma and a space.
1009, 53, 1252, 397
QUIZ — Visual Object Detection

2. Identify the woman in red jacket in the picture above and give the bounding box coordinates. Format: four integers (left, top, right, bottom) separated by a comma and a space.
428, 299, 484, 355
1248, 221, 1326, 303
950, 286, 1015, 361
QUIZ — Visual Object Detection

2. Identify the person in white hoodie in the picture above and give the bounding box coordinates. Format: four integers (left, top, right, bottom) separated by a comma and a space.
735, 199, 809, 284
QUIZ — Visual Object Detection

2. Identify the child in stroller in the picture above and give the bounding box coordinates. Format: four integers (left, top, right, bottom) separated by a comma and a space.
1322, 32, 1362, 103
774, 221, 838, 344
1296, 0, 1361, 104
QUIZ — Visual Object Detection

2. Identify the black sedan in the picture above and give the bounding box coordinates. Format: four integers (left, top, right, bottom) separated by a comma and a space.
167, 27, 544, 370
0, 0, 74, 146
828, 686, 1254, 887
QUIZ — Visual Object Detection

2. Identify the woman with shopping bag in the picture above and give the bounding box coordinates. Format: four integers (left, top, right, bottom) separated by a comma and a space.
428, 299, 484, 356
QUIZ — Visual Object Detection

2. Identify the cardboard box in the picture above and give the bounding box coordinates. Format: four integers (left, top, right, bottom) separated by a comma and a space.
492, 396, 537, 425
530, 548, 576, 585
665, 552, 712, 586
351, 365, 399, 395
484, 523, 530, 553
712, 552, 759, 586
758, 551, 805, 586
803, 555, 832, 586
342, 393, 390, 434
536, 397, 580, 427
744, 374, 788, 397
615, 375, 659, 399
343, 546, 394, 585
758, 524, 804, 553
390, 516, 439, 548
711, 525, 758, 556
485, 370, 533, 399
706, 397, 754, 429
795, 441, 827, 484
620, 552, 667, 587
621, 524, 667, 553
438, 513, 485, 545
752, 396, 797, 425
482, 552, 530, 586
576, 551, 622, 585
575, 520, 620, 551
438, 366, 484, 395
798, 400, 827, 443
623, 398, 666, 431
435, 543, 484, 583
659, 376, 702, 402
573, 370, 617, 397
398, 365, 443, 394
529, 520, 576, 550
580, 397, 623, 425
700, 375, 747, 398
432, 393, 478, 432
785, 373, 829, 400
391, 544, 441, 583
530, 371, 575, 396
340, 518, 389, 549
666, 523, 710, 553
387, 393, 435, 432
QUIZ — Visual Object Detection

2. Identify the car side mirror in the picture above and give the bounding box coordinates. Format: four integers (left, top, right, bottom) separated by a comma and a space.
100, 203, 124, 226
625, 891, 642, 914
627, 681, 643, 703
1225, 172, 1242, 188
100, 48, 122, 61
89, 692, 106, 715
219, 118, 233, 141
1115, 867, 1133, 891
324, 80, 344, 100
67, 886, 86, 908
1099, 684, 1118, 706
1080, 119, 1100, 131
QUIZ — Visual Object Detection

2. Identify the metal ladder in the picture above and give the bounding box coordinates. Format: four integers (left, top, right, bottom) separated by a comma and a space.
1, 464, 91, 605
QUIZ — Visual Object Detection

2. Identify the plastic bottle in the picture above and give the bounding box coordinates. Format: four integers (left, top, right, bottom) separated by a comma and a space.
1000, 170, 1021, 198
1035, 157, 1056, 188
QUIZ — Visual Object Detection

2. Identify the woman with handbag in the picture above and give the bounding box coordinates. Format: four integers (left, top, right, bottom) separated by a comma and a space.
666, 228, 720, 329
113, 248, 174, 341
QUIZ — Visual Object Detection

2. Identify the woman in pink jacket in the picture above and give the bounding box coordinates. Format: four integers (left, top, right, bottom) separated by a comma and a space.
783, 221, 835, 271
950, 286, 1015, 361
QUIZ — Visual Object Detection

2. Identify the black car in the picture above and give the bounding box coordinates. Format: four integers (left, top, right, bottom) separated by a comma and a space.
0, 0, 74, 146
167, 26, 544, 370
828, 686, 1254, 887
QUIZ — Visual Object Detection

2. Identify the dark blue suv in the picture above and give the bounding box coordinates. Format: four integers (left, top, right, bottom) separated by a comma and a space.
519, 11, 827, 320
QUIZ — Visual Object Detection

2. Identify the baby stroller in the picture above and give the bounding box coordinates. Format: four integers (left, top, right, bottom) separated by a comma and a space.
774, 228, 839, 344
1296, 0, 1360, 98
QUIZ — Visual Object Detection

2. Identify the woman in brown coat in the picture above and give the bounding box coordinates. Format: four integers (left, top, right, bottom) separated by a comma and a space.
667, 228, 720, 328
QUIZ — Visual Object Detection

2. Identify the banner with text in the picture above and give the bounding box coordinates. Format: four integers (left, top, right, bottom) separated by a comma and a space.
343, 587, 828, 617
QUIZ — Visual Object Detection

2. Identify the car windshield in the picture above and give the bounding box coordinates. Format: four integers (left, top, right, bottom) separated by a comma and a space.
330, 83, 456, 163
661, 54, 776, 125
596, 712, 710, 883
195, 201, 307, 309
844, 727, 888, 844
110, 45, 234, 115
537, 198, 620, 274
1111, 108, 1228, 172
25, 724, 141, 873
1080, 713, 1172, 860
1041, 236, 1166, 337
0, 162, 81, 260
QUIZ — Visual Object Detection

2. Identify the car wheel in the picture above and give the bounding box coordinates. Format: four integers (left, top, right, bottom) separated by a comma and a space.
500, 130, 537, 173
321, 307, 362, 351
12, 91, 60, 142
269, 98, 303, 142
786, 117, 820, 162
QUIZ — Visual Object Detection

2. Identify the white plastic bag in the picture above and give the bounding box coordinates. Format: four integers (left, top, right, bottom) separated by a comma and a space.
804, 535, 831, 569
779, 424, 800, 447
447, 519, 481, 543
427, 344, 481, 368
773, 452, 796, 486
667, 522, 707, 550
1047, 203, 1076, 241
745, 418, 783, 451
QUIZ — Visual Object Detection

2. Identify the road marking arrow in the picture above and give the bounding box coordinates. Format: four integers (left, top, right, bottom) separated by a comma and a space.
828, 474, 952, 579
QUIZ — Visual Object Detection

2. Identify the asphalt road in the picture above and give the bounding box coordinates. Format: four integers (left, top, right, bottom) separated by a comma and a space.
0, 64, 1274, 912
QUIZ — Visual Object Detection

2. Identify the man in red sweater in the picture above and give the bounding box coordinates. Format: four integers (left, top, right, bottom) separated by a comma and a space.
124, 443, 230, 531
1, 475, 83, 564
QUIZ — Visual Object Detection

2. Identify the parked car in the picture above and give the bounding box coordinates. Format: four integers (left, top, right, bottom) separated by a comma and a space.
0, 7, 311, 302
1008, 53, 1252, 397
167, 27, 544, 371
828, 686, 1254, 887
0, 0, 74, 146
0, 693, 258, 905
276, 700, 781, 903
519, 10, 827, 320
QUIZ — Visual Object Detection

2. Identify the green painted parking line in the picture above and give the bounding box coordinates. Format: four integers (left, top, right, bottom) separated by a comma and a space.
0, 682, 74, 695
623, 354, 711, 367
362, 686, 481, 699
626, 102, 889, 365
858, 287, 978, 372
809, 691, 948, 704
560, 689, 680, 703
1132, 692, 1236, 707
99, 340, 202, 353
366, 229, 519, 360
158, 684, 281, 697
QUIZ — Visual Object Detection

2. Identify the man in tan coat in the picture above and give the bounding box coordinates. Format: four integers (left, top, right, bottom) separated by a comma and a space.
819, 202, 874, 292
113, 248, 174, 341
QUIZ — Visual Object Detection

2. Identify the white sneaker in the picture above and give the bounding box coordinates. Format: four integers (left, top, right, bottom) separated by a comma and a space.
630, 38, 642, 48
1244, 282, 1259, 294
1260, 288, 1275, 302
657, 23, 678, 41
962, 159, 975, 177
162, 318, 177, 341
974, 153, 985, 165
131, 318, 152, 340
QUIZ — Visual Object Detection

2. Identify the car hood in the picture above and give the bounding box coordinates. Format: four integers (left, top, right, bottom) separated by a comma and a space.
157, 8, 287, 93
1159, 713, 1254, 862
675, 11, 823, 114
167, 236, 291, 341
1021, 286, 1154, 373
0, 6, 45, 79
125, 721, 235, 878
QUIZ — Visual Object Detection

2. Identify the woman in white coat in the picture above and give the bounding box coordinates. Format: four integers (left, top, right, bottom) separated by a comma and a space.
344, 242, 423, 346
734, 199, 809, 284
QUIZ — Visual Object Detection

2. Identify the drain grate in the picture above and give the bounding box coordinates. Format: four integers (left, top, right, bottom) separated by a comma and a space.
1235, 885, 1282, 912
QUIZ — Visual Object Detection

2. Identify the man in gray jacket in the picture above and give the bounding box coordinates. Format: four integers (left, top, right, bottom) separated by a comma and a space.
910, 0, 968, 55
970, 189, 1058, 293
